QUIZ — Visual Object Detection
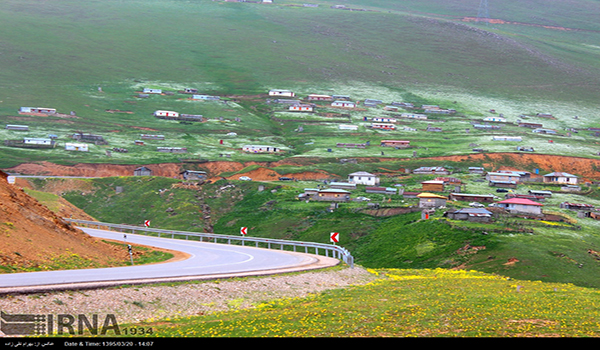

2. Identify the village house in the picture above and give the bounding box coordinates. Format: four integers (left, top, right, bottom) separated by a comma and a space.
449, 193, 494, 203
4, 137, 56, 148
536, 113, 553, 118
391, 102, 414, 108
134, 166, 153, 176
19, 107, 57, 115
154, 110, 179, 118
446, 208, 493, 223
528, 190, 552, 198
413, 167, 451, 175
365, 187, 397, 195
272, 99, 301, 105
289, 104, 314, 112
143, 88, 162, 94
306, 94, 333, 101
486, 171, 522, 183
348, 171, 379, 186
421, 180, 445, 192
331, 101, 356, 108
329, 182, 357, 190
400, 113, 427, 120
371, 123, 396, 130
182, 88, 198, 94
417, 193, 448, 208
516, 146, 535, 152
242, 145, 281, 153
483, 116, 507, 123
380, 140, 410, 148
496, 198, 543, 216
65, 143, 89, 152
5, 125, 29, 131
543, 172, 579, 185
269, 89, 295, 97
473, 124, 501, 130
383, 106, 399, 112
72, 133, 107, 145
518, 122, 543, 129
332, 95, 351, 101
468, 167, 485, 174
532, 128, 557, 135
505, 193, 546, 202
192, 94, 220, 101
314, 188, 351, 202
24, 138, 51, 145
180, 170, 207, 181
560, 202, 595, 211
371, 117, 397, 123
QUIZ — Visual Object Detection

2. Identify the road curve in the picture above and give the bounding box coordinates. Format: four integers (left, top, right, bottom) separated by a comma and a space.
0, 228, 340, 294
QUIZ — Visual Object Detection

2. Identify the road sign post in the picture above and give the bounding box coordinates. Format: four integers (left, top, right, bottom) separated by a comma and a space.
330, 232, 339, 244
128, 244, 133, 266
240, 227, 247, 236
143, 220, 150, 228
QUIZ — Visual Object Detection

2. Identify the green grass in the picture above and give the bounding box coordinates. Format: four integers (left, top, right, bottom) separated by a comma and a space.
1, 0, 600, 168
118, 268, 600, 337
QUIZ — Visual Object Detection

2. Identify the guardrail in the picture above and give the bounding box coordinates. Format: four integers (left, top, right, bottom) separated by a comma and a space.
64, 219, 354, 268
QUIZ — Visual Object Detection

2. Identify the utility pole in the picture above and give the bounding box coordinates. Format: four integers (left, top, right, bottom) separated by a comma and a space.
477, 0, 490, 25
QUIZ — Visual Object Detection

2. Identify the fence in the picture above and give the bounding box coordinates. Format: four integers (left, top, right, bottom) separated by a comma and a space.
64, 219, 354, 268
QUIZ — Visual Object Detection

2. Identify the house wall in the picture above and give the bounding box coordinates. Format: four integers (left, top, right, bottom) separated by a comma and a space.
419, 198, 446, 208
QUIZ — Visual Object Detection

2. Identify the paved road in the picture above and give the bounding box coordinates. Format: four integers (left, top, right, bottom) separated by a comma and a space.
0, 228, 339, 294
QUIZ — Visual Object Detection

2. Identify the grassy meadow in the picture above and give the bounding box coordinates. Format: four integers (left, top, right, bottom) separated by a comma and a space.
1, 0, 600, 168
124, 268, 600, 337
3, 0, 600, 337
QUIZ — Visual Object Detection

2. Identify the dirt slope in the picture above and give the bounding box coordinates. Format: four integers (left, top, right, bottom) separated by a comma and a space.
0, 171, 129, 270
5, 153, 600, 181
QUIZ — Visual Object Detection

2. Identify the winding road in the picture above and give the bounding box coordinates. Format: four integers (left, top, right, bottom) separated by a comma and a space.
0, 228, 339, 294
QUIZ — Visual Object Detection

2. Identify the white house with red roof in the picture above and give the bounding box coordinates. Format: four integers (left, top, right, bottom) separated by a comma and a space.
496, 198, 543, 216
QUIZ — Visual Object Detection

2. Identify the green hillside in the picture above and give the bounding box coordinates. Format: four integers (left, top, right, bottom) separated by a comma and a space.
1, 0, 600, 169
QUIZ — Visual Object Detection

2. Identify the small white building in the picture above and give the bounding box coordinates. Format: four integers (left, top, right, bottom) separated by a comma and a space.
269, 89, 295, 97
65, 143, 89, 152
143, 88, 162, 94
331, 101, 356, 108
153, 110, 179, 118
192, 94, 220, 100
483, 116, 507, 123
242, 145, 281, 153
348, 171, 380, 186
339, 124, 358, 130
400, 113, 427, 120
306, 94, 333, 101
19, 107, 57, 114
372, 117, 397, 123
543, 172, 579, 185
289, 104, 314, 112
371, 123, 396, 130
23, 138, 53, 145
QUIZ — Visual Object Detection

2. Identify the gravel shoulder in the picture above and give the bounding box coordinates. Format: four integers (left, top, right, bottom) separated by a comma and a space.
0, 266, 379, 327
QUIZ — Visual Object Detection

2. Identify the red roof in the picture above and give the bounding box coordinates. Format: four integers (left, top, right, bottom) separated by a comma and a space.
497, 198, 543, 206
